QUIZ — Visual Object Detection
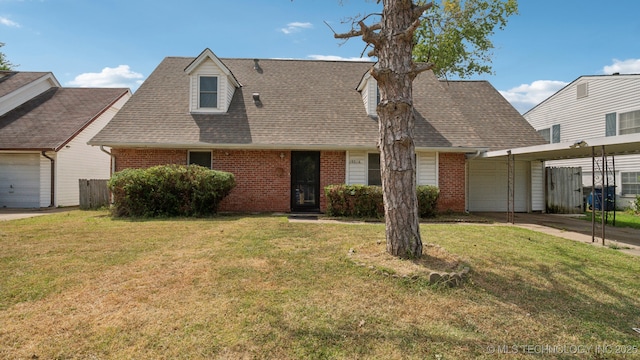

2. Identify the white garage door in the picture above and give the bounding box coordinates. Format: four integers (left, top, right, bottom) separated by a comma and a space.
0, 154, 40, 208
468, 159, 528, 212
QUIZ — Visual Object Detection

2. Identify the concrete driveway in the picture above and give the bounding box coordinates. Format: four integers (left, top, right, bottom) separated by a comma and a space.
0, 207, 76, 221
473, 212, 640, 257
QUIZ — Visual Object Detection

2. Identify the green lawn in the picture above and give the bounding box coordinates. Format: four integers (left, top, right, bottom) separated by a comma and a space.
579, 210, 640, 230
1, 210, 639, 359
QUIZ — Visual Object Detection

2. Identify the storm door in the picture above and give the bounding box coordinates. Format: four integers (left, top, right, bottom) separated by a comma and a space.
291, 151, 320, 212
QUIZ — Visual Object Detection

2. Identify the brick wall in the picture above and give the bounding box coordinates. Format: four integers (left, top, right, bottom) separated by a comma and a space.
113, 148, 187, 171
320, 151, 347, 210
111, 148, 465, 213
438, 152, 466, 212
213, 149, 291, 212
112, 148, 346, 213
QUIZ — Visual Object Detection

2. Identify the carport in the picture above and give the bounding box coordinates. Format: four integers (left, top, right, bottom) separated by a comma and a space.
476, 132, 640, 244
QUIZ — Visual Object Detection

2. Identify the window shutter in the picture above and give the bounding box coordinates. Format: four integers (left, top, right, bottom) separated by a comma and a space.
552, 124, 561, 143
605, 113, 617, 137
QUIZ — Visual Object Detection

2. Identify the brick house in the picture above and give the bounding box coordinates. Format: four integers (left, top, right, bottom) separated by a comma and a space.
89, 48, 547, 213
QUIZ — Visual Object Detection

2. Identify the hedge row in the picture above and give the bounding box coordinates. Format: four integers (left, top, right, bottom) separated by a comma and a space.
325, 184, 440, 218
108, 165, 236, 217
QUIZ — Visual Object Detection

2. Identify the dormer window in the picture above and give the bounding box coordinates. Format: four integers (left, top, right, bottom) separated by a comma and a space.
185, 48, 241, 114
199, 76, 218, 108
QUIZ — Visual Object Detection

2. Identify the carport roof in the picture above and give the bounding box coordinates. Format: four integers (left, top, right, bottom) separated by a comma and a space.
478, 133, 640, 161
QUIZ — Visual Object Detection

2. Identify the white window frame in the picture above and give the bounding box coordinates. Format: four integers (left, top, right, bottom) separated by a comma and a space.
366, 152, 381, 186
537, 128, 551, 143
198, 75, 219, 110
621, 172, 640, 196
619, 109, 640, 135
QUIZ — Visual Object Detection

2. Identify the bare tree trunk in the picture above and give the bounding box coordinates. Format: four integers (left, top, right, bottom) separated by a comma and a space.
373, 0, 422, 258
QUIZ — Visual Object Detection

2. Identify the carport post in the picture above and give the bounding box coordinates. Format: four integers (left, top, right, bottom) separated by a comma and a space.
591, 146, 595, 243
601, 145, 606, 246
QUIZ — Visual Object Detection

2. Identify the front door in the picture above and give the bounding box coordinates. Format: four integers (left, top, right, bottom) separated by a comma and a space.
291, 151, 320, 212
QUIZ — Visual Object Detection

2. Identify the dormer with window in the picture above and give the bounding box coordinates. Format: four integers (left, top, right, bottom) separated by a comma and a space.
184, 48, 241, 114
356, 70, 379, 117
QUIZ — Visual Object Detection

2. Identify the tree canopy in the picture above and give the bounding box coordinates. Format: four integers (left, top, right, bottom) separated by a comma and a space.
0, 42, 16, 71
414, 0, 518, 79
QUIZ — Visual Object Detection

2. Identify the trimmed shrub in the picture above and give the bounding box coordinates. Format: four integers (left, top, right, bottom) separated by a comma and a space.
325, 184, 385, 218
417, 185, 440, 218
108, 164, 235, 217
325, 184, 440, 219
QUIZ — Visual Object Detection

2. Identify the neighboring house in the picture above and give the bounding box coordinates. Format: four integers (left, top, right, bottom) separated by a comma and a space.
524, 73, 640, 209
0, 70, 130, 208
89, 48, 547, 213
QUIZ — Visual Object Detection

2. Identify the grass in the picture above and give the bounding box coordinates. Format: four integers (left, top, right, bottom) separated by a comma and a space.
1, 210, 639, 359
579, 210, 640, 230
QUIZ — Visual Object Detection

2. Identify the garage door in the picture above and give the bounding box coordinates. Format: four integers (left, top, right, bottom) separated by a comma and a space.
468, 159, 528, 212
0, 154, 40, 208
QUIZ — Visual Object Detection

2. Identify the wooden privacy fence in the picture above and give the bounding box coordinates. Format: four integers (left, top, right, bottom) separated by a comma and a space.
79, 179, 110, 210
546, 167, 583, 214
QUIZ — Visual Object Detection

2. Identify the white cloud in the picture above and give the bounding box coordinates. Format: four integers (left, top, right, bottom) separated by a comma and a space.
602, 58, 640, 74
67, 65, 144, 89
0, 16, 20, 27
280, 22, 313, 34
307, 55, 373, 62
499, 80, 568, 114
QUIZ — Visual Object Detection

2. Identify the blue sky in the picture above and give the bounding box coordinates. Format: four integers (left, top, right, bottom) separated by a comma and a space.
2, 0, 639, 113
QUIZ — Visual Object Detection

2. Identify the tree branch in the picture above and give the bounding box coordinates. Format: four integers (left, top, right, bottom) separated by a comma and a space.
411, 62, 435, 77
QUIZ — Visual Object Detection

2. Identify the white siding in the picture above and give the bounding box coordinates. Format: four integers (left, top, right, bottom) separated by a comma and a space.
525, 75, 640, 201
359, 77, 378, 116
531, 161, 545, 211
468, 159, 529, 212
346, 151, 366, 185
189, 59, 235, 113
55, 94, 129, 206
417, 152, 437, 186
0, 153, 40, 208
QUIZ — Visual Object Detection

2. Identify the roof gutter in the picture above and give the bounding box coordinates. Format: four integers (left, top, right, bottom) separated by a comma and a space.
88, 142, 487, 154
40, 151, 55, 207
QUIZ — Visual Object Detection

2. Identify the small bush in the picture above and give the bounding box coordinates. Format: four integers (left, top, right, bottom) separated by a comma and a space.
108, 165, 235, 217
417, 185, 440, 218
632, 195, 640, 214
325, 184, 384, 218
325, 184, 439, 219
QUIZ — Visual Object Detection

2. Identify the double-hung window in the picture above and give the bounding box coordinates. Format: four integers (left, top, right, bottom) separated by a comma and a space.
621, 172, 640, 196
537, 128, 551, 143
619, 110, 640, 135
367, 153, 381, 186
199, 76, 218, 109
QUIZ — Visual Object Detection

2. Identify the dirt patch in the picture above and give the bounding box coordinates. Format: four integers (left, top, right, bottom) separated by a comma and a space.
348, 240, 469, 283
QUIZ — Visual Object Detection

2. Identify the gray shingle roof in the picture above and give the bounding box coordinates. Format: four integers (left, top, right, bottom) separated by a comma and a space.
0, 87, 130, 151
0, 71, 51, 98
90, 55, 546, 151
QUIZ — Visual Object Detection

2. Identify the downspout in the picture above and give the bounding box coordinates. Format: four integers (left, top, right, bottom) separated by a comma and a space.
100, 146, 115, 175
41, 151, 55, 207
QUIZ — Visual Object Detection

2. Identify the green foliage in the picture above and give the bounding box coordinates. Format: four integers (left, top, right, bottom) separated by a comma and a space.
632, 195, 640, 214
108, 164, 235, 217
0, 42, 15, 71
325, 184, 385, 218
416, 185, 440, 218
325, 184, 440, 218
413, 0, 519, 79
